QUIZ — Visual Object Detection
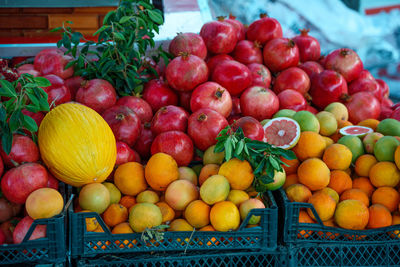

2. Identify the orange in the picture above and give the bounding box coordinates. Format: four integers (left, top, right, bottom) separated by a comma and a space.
281, 157, 300, 175
129, 203, 162, 232
352, 177, 375, 198
112, 222, 134, 248
334, 200, 369, 230
367, 204, 392, 229
357, 119, 379, 131
292, 132, 326, 161
339, 189, 369, 207
317, 218, 339, 240
390, 212, 400, 238
371, 187, 400, 212
165, 180, 199, 210
369, 162, 400, 188
285, 184, 312, 203
103, 204, 128, 228
354, 154, 377, 177
145, 153, 179, 191
307, 191, 337, 221
227, 190, 249, 206
198, 164, 220, 186
156, 202, 175, 223
322, 144, 352, 170
322, 136, 334, 147
199, 225, 218, 245
329, 130, 342, 143
136, 190, 160, 204
338, 120, 352, 129
210, 201, 240, 232
218, 159, 254, 190
395, 145, 400, 170
114, 162, 147, 196
283, 174, 299, 189
81, 210, 99, 232
25, 188, 64, 219
168, 218, 194, 231
119, 196, 136, 209
318, 188, 339, 203
328, 170, 352, 195
184, 200, 210, 228
298, 210, 315, 238
297, 158, 330, 191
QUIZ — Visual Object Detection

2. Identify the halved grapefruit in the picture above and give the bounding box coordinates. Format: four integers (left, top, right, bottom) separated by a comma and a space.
263, 118, 301, 149
339, 126, 373, 137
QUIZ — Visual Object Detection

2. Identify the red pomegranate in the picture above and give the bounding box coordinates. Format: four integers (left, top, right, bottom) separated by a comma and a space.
391, 108, 400, 121
151, 131, 194, 166
133, 123, 154, 160
225, 14, 245, 41
17, 64, 40, 77
230, 96, 241, 116
178, 91, 192, 112
246, 14, 282, 45
324, 48, 363, 82
0, 134, 39, 168
232, 116, 264, 141
188, 108, 228, 151
142, 79, 178, 112
102, 105, 141, 146
211, 60, 252, 96
65, 76, 84, 100
376, 79, 389, 98
232, 40, 263, 65
190, 82, 232, 117
21, 109, 44, 131
13, 216, 46, 244
116, 141, 139, 165
0, 157, 3, 177
292, 29, 321, 62
47, 172, 59, 190
200, 18, 238, 54
76, 79, 117, 114
278, 89, 307, 111
247, 63, 272, 88
116, 96, 153, 123
165, 54, 208, 91
240, 86, 279, 121
33, 48, 73, 79
150, 105, 189, 135
273, 67, 310, 95
381, 97, 393, 108
305, 105, 318, 114
298, 61, 324, 79
42, 74, 71, 106
379, 105, 393, 120
168, 32, 207, 59
346, 92, 381, 124
358, 69, 375, 81
348, 78, 382, 101
138, 56, 161, 80
1, 163, 48, 204
227, 114, 242, 125
263, 38, 300, 73
206, 54, 233, 74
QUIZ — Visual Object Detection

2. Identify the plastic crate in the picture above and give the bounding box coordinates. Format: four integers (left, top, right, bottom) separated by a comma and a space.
0, 183, 69, 265
274, 189, 400, 244
69, 190, 278, 258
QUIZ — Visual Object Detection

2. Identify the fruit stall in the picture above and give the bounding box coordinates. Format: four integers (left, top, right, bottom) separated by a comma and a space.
0, 0, 399, 266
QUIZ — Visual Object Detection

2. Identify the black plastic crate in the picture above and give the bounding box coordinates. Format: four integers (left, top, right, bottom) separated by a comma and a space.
69, 190, 278, 258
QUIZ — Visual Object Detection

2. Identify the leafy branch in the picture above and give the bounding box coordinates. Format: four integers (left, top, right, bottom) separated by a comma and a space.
141, 225, 169, 243
214, 125, 296, 193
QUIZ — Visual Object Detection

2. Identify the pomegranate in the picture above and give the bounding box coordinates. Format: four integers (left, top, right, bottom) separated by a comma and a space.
247, 63, 271, 88
345, 92, 381, 124
0, 198, 16, 223
190, 82, 232, 117
17, 64, 40, 77
379, 106, 393, 120
263, 38, 300, 73
116, 141, 139, 165
178, 91, 192, 112
391, 108, 400, 121
21, 109, 44, 131
324, 48, 363, 82
278, 89, 307, 111
0, 156, 3, 177
142, 79, 178, 112
133, 123, 154, 159
292, 29, 321, 62
232, 116, 264, 141
200, 18, 238, 54
116, 96, 153, 123
0, 134, 39, 168
33, 48, 73, 79
227, 114, 242, 125
165, 54, 208, 91
273, 67, 310, 95
102, 105, 141, 146
188, 108, 228, 151
206, 54, 233, 74
65, 76, 84, 100
240, 86, 279, 120
151, 131, 194, 166
318, 55, 327, 66
298, 61, 324, 79
13, 216, 46, 244
309, 70, 348, 109
47, 173, 59, 190
1, 163, 48, 204
42, 74, 71, 106
1, 220, 18, 244
348, 78, 382, 101
246, 14, 282, 45
232, 40, 263, 65
306, 105, 318, 114
211, 60, 252, 96
225, 14, 245, 41
76, 79, 117, 113
150, 105, 189, 135
381, 97, 393, 108
376, 79, 389, 98
0, 229, 5, 245
358, 69, 375, 81
169, 32, 207, 59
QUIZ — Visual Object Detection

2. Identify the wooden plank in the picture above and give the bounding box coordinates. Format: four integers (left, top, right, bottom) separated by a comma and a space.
22, 8, 74, 14
48, 14, 98, 29
0, 15, 47, 29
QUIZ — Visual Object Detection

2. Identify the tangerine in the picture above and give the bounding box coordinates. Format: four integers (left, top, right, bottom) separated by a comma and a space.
145, 153, 179, 191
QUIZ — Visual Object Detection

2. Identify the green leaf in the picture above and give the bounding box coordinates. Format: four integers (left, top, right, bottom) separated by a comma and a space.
1, 125, 12, 155
23, 115, 38, 132
279, 149, 297, 160
25, 104, 40, 113
235, 139, 244, 156
93, 25, 110, 36
71, 32, 83, 45
8, 110, 22, 133
0, 80, 17, 97
119, 16, 132, 24
62, 34, 71, 50
34, 77, 51, 87
147, 10, 163, 24
113, 32, 126, 41
224, 138, 233, 161
103, 10, 115, 25
39, 97, 50, 112
0, 106, 5, 122
268, 156, 281, 170
254, 158, 266, 175
50, 27, 62, 32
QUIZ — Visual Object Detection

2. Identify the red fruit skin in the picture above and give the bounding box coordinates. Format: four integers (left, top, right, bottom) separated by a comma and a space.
206, 54, 233, 74
263, 38, 300, 73
17, 64, 40, 77
200, 20, 238, 54
142, 79, 178, 113
0, 198, 15, 223
150, 105, 189, 135
298, 61, 324, 79
1, 219, 18, 244
116, 141, 139, 165
116, 96, 153, 123
391, 108, 400, 121
190, 81, 232, 117
138, 56, 161, 80
13, 216, 46, 244
232, 116, 264, 141
211, 60, 252, 96
76, 79, 117, 114
240, 86, 279, 121
346, 92, 381, 124
0, 156, 3, 177
381, 97, 393, 108
65, 76, 84, 100
230, 96, 241, 116
305, 105, 318, 114
246, 16, 282, 45
358, 69, 375, 81
376, 79, 389, 98
42, 74, 71, 106
0, 228, 5, 245
232, 40, 263, 65
1, 163, 48, 204
151, 131, 194, 166
379, 105, 393, 120
133, 124, 154, 160
21, 109, 44, 132
292, 30, 321, 62
188, 108, 228, 151
178, 91, 192, 112
168, 33, 207, 59
393, 103, 400, 110
227, 114, 242, 125
0, 134, 39, 168
278, 89, 307, 111
324, 48, 363, 82
273, 67, 310, 95
165, 55, 208, 92
225, 15, 245, 41
46, 172, 59, 190
348, 78, 382, 101
33, 48, 73, 79
309, 70, 348, 109
247, 63, 271, 88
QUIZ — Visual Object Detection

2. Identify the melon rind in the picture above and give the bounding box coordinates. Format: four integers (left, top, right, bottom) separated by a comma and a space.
263, 117, 301, 149
339, 125, 373, 137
